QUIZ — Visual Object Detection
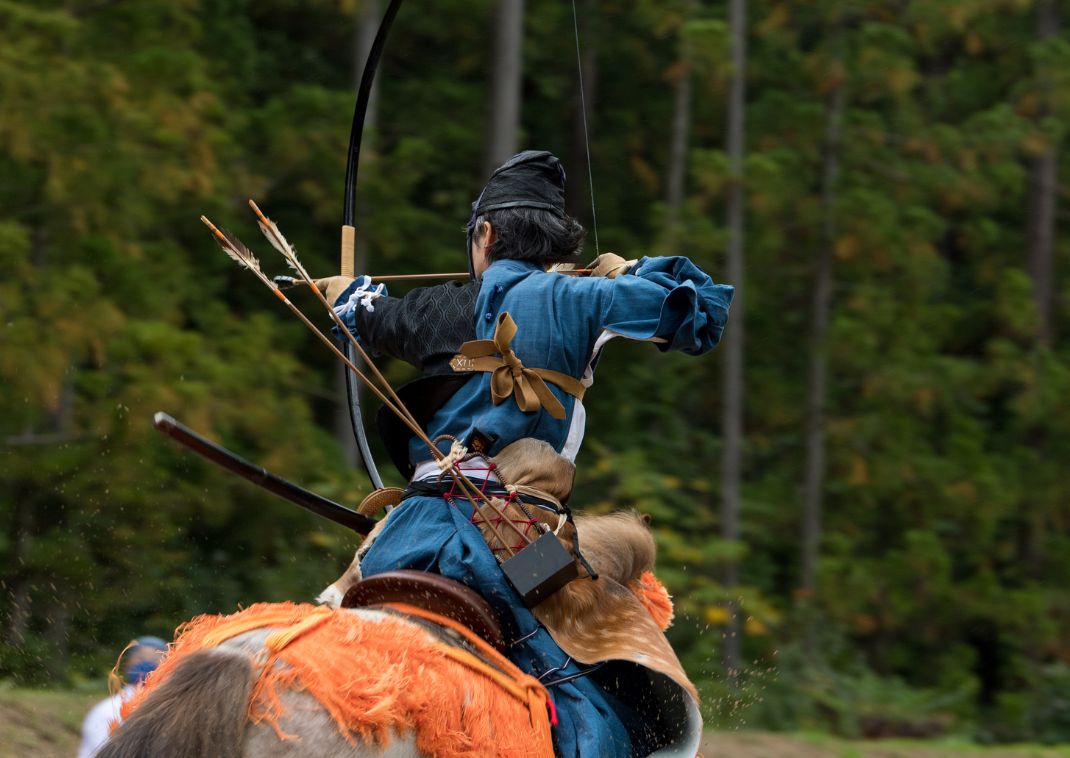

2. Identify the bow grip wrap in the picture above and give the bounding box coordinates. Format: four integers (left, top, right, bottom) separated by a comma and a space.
341, 224, 356, 278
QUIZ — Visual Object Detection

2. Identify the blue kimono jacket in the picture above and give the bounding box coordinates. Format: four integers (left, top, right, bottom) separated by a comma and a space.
344, 257, 732, 757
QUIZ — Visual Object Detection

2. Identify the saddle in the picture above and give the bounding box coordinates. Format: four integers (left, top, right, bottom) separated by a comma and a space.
341, 569, 506, 652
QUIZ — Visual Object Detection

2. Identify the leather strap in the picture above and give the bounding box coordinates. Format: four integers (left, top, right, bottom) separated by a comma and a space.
449, 312, 585, 420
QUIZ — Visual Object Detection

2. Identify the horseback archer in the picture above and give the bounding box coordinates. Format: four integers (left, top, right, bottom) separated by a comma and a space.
112, 153, 733, 758
315, 150, 734, 757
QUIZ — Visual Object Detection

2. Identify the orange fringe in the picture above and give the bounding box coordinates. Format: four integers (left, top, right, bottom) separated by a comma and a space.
629, 570, 675, 631
122, 602, 552, 758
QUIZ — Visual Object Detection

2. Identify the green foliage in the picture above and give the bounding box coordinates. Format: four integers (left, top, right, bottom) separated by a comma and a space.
733, 640, 979, 737
1, 0, 1070, 746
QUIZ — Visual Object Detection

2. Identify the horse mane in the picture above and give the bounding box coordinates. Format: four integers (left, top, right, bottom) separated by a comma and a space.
98, 649, 253, 758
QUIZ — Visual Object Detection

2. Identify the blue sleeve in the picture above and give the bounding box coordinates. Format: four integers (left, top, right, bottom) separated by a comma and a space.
597, 256, 734, 355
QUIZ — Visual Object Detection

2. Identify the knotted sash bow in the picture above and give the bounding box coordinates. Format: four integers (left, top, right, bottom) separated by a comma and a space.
450, 312, 585, 420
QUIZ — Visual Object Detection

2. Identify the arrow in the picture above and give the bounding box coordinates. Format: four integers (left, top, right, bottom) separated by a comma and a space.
272, 268, 595, 290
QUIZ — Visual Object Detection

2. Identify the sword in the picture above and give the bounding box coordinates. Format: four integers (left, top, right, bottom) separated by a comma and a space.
153, 412, 375, 535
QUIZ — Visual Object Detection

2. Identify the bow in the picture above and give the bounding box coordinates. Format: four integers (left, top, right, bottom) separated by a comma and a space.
337, 2, 597, 483
449, 312, 586, 421
339, 0, 405, 489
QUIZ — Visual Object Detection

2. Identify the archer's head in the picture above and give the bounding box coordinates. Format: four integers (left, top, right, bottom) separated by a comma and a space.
466, 150, 586, 279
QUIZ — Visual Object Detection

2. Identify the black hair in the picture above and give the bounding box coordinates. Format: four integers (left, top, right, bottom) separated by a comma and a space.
473, 207, 586, 266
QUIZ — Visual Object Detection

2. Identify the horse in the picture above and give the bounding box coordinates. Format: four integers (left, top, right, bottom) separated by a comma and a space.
97, 596, 556, 758
99, 487, 699, 757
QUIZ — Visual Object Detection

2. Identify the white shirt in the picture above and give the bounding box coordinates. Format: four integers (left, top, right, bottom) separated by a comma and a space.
77, 685, 134, 758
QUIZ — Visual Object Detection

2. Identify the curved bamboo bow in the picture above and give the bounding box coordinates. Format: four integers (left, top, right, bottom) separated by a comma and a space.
338, 0, 405, 489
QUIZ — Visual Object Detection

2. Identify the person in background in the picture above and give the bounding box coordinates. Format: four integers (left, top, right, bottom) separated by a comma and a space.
77, 636, 167, 758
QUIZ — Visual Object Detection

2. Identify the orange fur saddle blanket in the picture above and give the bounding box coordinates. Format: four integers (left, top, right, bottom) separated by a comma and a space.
122, 602, 553, 757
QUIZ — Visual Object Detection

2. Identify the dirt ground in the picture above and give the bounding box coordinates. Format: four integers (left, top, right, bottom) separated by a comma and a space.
2, 687, 1069, 758
0, 688, 98, 757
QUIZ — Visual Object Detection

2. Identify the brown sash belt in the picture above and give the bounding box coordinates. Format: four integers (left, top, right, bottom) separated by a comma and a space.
449, 312, 585, 420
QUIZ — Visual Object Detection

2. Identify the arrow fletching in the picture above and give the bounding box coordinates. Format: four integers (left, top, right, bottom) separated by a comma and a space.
248, 199, 308, 279
200, 215, 272, 286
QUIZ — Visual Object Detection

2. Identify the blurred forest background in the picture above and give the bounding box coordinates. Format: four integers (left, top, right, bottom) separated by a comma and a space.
3, 0, 1070, 745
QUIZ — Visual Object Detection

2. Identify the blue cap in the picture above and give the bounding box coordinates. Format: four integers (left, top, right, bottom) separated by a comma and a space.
133, 636, 168, 652
126, 658, 159, 685
123, 635, 167, 684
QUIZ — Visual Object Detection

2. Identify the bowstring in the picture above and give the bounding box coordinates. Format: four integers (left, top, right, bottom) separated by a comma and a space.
571, 0, 599, 255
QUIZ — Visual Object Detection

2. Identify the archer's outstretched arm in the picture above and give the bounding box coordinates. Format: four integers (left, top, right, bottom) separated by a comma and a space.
332, 278, 479, 371
592, 255, 735, 355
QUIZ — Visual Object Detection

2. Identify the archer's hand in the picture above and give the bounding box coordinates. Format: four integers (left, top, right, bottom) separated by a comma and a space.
315, 276, 356, 305
588, 253, 637, 279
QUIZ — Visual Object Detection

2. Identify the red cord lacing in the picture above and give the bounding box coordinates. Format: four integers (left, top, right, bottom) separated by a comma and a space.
443, 461, 541, 554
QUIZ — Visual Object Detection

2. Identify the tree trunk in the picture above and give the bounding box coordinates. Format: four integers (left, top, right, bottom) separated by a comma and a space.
1027, 0, 1059, 346
5, 493, 34, 646
5, 580, 31, 648
43, 602, 70, 682
664, 58, 692, 253
801, 43, 845, 622
484, 0, 525, 176
721, 0, 747, 689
